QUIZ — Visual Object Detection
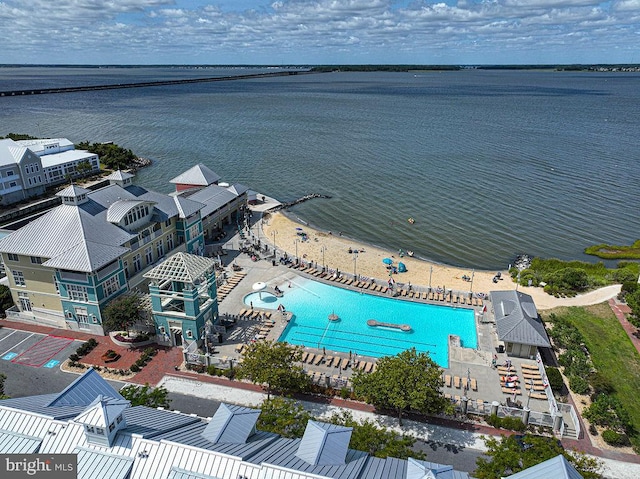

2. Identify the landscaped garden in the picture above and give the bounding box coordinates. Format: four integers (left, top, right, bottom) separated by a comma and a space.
542, 304, 640, 452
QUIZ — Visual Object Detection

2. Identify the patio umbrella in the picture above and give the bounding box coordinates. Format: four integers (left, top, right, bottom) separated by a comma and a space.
382, 258, 393, 265
295, 227, 303, 231
252, 281, 267, 299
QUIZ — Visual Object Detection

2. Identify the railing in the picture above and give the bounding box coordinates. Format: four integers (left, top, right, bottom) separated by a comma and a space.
559, 402, 581, 438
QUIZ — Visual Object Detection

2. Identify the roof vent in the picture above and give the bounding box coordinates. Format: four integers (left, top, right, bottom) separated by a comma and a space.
201, 403, 260, 444
295, 420, 352, 466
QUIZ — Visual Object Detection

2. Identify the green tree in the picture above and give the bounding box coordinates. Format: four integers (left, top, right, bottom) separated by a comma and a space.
474, 434, 602, 479
75, 160, 93, 177
236, 340, 308, 399
328, 410, 425, 459
102, 295, 141, 333
0, 285, 14, 318
0, 373, 9, 399
351, 348, 448, 426
257, 397, 312, 438
119, 383, 171, 408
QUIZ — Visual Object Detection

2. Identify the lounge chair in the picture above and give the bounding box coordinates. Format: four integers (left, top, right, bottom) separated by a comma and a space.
531, 392, 547, 400
454, 376, 461, 388
502, 387, 522, 395
444, 393, 452, 400
306, 353, 316, 364
364, 362, 373, 373
454, 395, 461, 404
238, 308, 248, 317
340, 358, 349, 370
314, 355, 323, 365
444, 374, 452, 387
325, 356, 334, 367
301, 352, 309, 363
235, 343, 245, 353
521, 363, 539, 370
462, 378, 469, 390
471, 378, 478, 391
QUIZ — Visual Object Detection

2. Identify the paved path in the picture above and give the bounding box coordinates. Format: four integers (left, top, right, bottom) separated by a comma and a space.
609, 299, 640, 355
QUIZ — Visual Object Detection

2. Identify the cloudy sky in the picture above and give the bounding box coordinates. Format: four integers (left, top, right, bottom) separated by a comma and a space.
1, 0, 639, 65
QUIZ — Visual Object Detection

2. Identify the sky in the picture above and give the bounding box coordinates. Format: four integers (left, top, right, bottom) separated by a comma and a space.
1, 0, 639, 65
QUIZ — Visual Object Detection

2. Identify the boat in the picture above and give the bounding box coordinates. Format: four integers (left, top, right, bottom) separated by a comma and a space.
407, 250, 414, 257
407, 217, 415, 224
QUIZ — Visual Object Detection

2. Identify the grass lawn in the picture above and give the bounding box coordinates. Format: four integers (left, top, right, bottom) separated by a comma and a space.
542, 304, 640, 444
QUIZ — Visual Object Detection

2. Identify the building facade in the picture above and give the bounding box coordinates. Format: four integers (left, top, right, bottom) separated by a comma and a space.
0, 170, 206, 335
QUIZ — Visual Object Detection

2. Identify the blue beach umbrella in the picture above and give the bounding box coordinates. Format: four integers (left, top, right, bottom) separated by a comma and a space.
398, 262, 407, 273
382, 258, 393, 265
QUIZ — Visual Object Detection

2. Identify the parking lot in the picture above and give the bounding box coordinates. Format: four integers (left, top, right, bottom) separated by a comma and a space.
0, 328, 80, 370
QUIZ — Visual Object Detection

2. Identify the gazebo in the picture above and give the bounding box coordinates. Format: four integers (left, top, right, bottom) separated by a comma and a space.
144, 252, 218, 347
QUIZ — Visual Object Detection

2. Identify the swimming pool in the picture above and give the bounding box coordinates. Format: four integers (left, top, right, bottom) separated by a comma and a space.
244, 278, 476, 367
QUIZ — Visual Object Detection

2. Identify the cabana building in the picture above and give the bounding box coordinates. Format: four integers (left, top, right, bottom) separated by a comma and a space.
491, 290, 551, 359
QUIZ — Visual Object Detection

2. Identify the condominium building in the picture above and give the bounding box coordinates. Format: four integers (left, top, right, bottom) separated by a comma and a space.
0, 170, 206, 335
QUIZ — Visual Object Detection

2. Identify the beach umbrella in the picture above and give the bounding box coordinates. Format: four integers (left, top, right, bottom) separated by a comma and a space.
398, 262, 407, 273
382, 258, 393, 265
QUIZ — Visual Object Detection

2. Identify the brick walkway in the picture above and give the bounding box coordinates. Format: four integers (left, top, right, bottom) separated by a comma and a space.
609, 299, 640, 355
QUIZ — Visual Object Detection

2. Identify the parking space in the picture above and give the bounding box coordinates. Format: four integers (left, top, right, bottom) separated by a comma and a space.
0, 328, 80, 369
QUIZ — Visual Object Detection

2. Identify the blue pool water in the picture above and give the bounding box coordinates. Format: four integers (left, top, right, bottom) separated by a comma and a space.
243, 278, 476, 367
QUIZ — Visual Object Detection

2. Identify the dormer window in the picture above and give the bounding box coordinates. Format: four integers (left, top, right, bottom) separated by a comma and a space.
85, 426, 95, 434
96, 428, 104, 435
116, 415, 123, 424
109, 423, 116, 432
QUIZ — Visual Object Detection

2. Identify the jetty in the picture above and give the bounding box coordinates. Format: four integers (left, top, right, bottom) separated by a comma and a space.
267, 193, 331, 212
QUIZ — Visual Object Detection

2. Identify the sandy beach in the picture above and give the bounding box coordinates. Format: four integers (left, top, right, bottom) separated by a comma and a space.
260, 211, 620, 310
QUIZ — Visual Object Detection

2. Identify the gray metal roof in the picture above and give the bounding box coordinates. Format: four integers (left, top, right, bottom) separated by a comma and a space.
296, 420, 352, 466
188, 184, 240, 219
201, 403, 260, 445
167, 467, 221, 479
0, 429, 42, 453
507, 454, 583, 479
226, 183, 249, 197
492, 290, 551, 348
247, 437, 369, 479
122, 406, 202, 438
57, 184, 91, 198
106, 199, 155, 223
0, 138, 27, 166
48, 369, 125, 407
0, 394, 87, 421
105, 170, 135, 181
173, 195, 206, 219
43, 241, 129, 273
74, 396, 130, 428
170, 164, 221, 186
75, 446, 135, 479
0, 204, 134, 272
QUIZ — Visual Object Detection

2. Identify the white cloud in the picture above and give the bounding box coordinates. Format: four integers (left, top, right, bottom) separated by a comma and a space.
0, 0, 637, 64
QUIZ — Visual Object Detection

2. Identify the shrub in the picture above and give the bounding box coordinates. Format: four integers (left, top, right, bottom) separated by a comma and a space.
569, 375, 590, 395
129, 364, 140, 372
68, 353, 80, 362
135, 358, 146, 368
340, 387, 351, 399
545, 367, 564, 391
501, 416, 527, 432
602, 429, 628, 446
87, 338, 98, 347
589, 372, 615, 398
588, 423, 598, 436
144, 347, 157, 357
223, 369, 235, 380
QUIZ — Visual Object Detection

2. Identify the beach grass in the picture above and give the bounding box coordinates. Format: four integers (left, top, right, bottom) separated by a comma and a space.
543, 304, 640, 445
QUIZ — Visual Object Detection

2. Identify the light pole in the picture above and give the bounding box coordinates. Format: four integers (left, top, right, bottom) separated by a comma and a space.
353, 251, 358, 278
470, 269, 475, 292
294, 239, 299, 264
526, 378, 534, 409
320, 245, 326, 271
271, 230, 278, 258
429, 265, 433, 288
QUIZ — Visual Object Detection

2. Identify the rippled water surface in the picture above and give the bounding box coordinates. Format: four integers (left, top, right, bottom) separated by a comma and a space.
2, 67, 639, 269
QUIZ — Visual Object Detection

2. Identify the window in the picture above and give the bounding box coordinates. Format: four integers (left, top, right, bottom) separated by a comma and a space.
95, 428, 104, 435
75, 307, 89, 329
165, 219, 172, 227
9, 181, 17, 188
133, 254, 141, 273
85, 426, 95, 434
18, 292, 31, 312
145, 247, 153, 265
109, 423, 116, 433
156, 241, 164, 258
30, 256, 43, 264
7, 253, 18, 261
53, 276, 60, 294
189, 224, 200, 239
167, 234, 174, 251
6, 170, 14, 177
116, 415, 123, 424
12, 270, 25, 286
102, 275, 120, 298
68, 284, 88, 302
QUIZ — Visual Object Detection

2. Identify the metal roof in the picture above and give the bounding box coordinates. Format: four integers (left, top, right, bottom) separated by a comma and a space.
167, 467, 221, 479
122, 406, 202, 438
492, 290, 551, 348
105, 170, 135, 181
187, 185, 241, 219
16, 138, 74, 154
43, 241, 129, 273
226, 183, 249, 197
75, 446, 135, 479
144, 252, 216, 284
0, 394, 88, 421
173, 195, 206, 219
0, 429, 42, 453
296, 420, 352, 466
170, 164, 221, 186
56, 184, 91, 198
74, 396, 130, 428
506, 455, 583, 479
48, 369, 125, 408
40, 149, 97, 169
0, 138, 27, 166
0, 204, 134, 272
106, 199, 155, 223
201, 403, 260, 445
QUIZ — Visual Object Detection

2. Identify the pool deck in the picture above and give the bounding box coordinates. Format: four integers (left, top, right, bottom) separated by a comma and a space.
210, 240, 553, 416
